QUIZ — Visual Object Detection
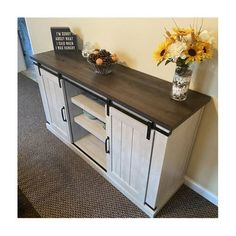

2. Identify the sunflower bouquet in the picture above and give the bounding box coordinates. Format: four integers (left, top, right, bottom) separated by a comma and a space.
154, 22, 215, 101
153, 25, 215, 68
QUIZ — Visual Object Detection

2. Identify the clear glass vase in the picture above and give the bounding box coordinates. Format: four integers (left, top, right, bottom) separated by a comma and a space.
171, 63, 194, 101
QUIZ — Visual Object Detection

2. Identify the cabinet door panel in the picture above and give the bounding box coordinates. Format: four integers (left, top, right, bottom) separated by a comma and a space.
111, 116, 122, 176
41, 70, 70, 141
120, 122, 133, 184
37, 68, 51, 123
108, 107, 153, 203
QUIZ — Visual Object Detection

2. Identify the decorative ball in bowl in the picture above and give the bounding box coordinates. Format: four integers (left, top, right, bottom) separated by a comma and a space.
87, 49, 118, 75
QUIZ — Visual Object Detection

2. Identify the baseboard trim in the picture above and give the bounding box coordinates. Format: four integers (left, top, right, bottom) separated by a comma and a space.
18, 71, 38, 83
184, 176, 218, 206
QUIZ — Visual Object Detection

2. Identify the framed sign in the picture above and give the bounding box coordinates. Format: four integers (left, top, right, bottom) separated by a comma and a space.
50, 27, 78, 52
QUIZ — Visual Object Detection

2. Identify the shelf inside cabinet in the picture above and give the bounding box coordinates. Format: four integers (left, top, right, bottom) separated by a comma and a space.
71, 94, 106, 123
74, 134, 106, 169
74, 114, 106, 142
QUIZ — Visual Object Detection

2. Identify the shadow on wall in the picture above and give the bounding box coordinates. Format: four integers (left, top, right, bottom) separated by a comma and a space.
191, 50, 218, 97
187, 98, 218, 193
187, 49, 218, 194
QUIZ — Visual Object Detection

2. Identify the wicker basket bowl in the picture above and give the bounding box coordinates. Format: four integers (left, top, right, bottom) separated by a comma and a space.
87, 57, 115, 75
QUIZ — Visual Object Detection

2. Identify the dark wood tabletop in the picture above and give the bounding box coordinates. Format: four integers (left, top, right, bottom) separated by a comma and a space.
31, 50, 211, 132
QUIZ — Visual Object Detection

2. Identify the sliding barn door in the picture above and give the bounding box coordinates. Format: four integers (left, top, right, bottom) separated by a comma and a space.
107, 107, 154, 203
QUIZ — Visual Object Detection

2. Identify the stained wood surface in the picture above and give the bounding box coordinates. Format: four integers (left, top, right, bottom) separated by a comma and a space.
31, 51, 211, 131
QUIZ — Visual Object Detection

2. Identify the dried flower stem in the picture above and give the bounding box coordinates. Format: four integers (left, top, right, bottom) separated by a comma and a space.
172, 18, 179, 29
198, 18, 204, 35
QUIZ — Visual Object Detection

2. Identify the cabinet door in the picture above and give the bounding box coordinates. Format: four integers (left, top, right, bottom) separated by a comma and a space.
36, 66, 51, 124
41, 69, 70, 141
107, 107, 154, 204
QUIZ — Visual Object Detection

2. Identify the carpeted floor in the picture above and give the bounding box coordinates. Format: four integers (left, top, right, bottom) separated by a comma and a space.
18, 187, 40, 218
18, 74, 218, 218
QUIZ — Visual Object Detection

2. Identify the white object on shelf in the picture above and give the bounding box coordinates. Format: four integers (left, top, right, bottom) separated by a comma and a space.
71, 94, 106, 123
74, 134, 106, 169
74, 114, 106, 142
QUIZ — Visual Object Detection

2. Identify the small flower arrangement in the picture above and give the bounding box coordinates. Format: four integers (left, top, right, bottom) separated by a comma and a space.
154, 20, 215, 101
153, 22, 215, 67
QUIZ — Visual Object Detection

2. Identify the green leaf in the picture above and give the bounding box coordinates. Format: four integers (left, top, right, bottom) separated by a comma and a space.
157, 60, 163, 66
165, 58, 173, 65
176, 57, 187, 67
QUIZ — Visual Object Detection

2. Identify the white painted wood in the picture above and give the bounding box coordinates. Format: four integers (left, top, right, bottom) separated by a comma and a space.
47, 106, 208, 217
40, 67, 58, 79
145, 131, 168, 208
145, 109, 203, 210
184, 176, 218, 206
71, 94, 106, 123
112, 101, 171, 134
40, 69, 70, 142
47, 123, 156, 217
120, 123, 133, 183
74, 114, 106, 142
74, 134, 106, 169
36, 68, 52, 124
39, 76, 208, 216
107, 107, 154, 204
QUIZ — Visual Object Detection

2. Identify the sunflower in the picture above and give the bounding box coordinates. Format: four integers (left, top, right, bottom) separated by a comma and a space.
173, 28, 193, 36
183, 44, 203, 64
153, 41, 170, 63
200, 42, 214, 59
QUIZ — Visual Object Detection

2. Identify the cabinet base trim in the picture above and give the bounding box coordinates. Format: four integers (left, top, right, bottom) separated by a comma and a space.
144, 202, 157, 211
184, 176, 218, 206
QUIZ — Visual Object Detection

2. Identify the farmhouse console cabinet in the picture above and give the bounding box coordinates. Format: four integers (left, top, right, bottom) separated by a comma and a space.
31, 51, 210, 217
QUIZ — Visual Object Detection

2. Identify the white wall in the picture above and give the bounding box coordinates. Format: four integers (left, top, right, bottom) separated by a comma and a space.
18, 35, 26, 72
26, 17, 218, 199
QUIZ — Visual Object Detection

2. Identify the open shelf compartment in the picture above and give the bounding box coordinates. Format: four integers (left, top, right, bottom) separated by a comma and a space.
74, 134, 106, 169
71, 94, 106, 123
74, 114, 106, 142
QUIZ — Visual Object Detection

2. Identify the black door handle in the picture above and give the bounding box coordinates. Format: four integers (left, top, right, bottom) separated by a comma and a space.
60, 106, 67, 122
105, 137, 110, 154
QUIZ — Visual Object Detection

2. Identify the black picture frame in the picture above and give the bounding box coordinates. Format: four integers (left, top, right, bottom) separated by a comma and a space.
50, 27, 78, 53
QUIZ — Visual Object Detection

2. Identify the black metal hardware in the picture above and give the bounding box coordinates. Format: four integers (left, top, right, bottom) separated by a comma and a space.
58, 73, 62, 88
40, 65, 57, 76
106, 99, 111, 116
61, 75, 107, 102
32, 60, 171, 136
111, 102, 147, 125
60, 106, 67, 122
146, 122, 154, 140
33, 62, 58, 77
109, 103, 171, 137
105, 137, 110, 154
33, 62, 41, 76
155, 126, 171, 136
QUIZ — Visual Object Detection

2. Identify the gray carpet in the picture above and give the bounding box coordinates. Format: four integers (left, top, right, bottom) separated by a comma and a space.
18, 74, 218, 218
